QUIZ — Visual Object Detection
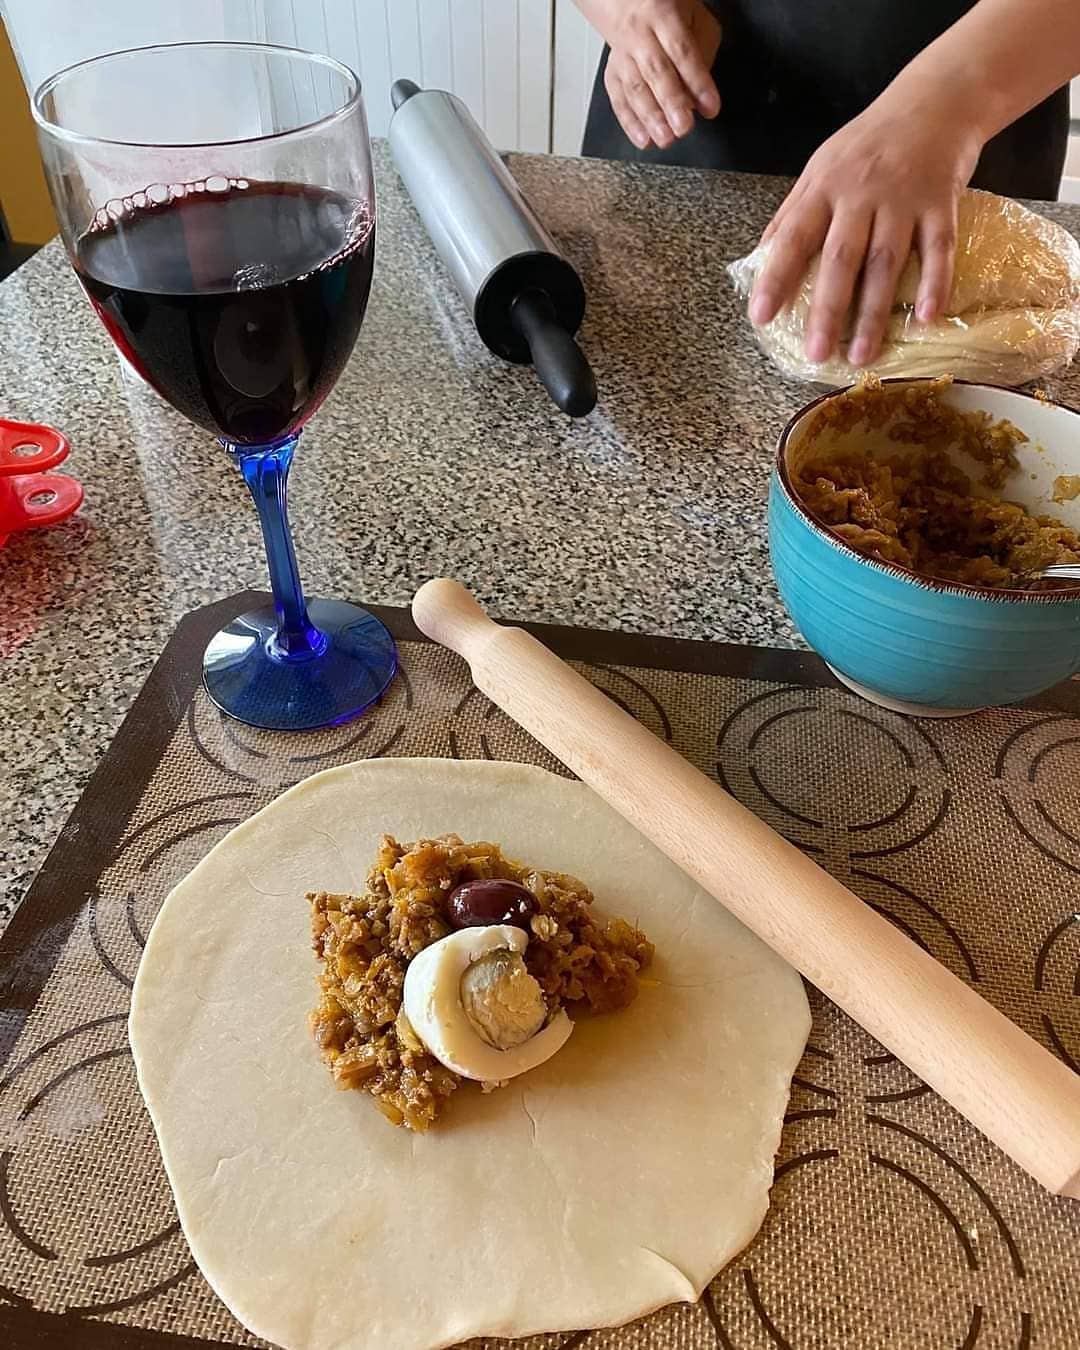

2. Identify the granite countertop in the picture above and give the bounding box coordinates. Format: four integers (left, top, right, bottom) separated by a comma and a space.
3, 143, 1080, 929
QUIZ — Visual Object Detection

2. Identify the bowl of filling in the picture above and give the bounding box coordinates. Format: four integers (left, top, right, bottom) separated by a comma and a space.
770, 376, 1080, 715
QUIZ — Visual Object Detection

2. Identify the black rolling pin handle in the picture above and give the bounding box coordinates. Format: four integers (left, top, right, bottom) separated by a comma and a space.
509, 289, 598, 418
391, 79, 422, 110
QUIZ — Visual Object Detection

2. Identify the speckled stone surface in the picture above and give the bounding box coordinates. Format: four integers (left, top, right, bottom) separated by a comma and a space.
3, 143, 1080, 927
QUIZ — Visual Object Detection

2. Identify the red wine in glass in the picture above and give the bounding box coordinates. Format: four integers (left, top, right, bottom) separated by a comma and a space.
75, 180, 374, 445
34, 43, 397, 732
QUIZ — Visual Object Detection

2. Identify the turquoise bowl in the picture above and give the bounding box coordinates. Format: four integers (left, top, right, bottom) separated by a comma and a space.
770, 379, 1080, 715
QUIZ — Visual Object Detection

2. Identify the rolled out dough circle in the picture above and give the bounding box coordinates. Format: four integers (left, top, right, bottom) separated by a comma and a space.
130, 758, 810, 1350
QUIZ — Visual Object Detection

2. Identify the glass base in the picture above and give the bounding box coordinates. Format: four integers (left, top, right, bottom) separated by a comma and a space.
203, 599, 398, 731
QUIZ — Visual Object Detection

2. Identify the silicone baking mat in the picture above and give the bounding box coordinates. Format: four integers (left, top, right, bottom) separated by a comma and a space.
1, 593, 1078, 1350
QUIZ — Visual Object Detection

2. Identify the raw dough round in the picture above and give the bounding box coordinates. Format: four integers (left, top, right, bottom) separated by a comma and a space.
130, 758, 810, 1350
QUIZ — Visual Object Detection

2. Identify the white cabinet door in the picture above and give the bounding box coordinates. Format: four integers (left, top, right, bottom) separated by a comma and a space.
552, 0, 603, 155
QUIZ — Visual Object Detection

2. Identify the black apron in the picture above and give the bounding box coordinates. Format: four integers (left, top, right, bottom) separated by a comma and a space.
582, 0, 1069, 199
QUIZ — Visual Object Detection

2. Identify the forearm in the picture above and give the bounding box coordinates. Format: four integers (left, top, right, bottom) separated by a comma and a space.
886, 0, 1080, 144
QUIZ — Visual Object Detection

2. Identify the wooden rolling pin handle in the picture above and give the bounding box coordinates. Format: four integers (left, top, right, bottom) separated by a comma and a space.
412, 578, 1080, 1200
411, 578, 494, 657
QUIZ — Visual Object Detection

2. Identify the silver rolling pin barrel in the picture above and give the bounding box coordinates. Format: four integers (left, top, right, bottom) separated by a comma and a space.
389, 80, 597, 416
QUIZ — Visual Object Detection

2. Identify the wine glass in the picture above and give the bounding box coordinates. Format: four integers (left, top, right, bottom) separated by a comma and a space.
32, 42, 397, 731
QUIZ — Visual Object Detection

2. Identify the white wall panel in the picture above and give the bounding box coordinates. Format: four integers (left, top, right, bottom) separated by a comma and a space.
350, 0, 394, 132
385, 1, 423, 93
4, 0, 233, 92
3, 0, 557, 150
481, 0, 519, 148
552, 0, 602, 156
449, 0, 488, 128
417, 0, 455, 95
319, 0, 362, 87
276, 0, 553, 145
518, 0, 554, 152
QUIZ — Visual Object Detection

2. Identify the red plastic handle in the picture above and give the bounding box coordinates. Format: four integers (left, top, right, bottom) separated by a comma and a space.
0, 419, 70, 475
0, 418, 82, 545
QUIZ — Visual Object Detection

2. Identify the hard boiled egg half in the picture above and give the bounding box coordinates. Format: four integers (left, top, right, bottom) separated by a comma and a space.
402, 925, 572, 1081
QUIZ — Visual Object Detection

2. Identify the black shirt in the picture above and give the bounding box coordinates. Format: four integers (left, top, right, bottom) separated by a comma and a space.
582, 0, 1068, 199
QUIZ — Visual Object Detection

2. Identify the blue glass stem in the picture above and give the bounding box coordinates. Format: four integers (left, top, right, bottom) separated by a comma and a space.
231, 435, 327, 661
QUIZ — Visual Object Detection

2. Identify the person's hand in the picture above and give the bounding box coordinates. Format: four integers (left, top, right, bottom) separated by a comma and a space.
750, 90, 984, 366
601, 0, 722, 151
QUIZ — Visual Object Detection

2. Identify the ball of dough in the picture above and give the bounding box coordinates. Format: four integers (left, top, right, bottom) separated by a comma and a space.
756, 304, 1080, 388
893, 190, 1080, 316
728, 189, 1080, 387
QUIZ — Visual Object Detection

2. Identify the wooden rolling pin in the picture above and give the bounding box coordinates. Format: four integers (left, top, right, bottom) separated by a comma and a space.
412, 578, 1080, 1199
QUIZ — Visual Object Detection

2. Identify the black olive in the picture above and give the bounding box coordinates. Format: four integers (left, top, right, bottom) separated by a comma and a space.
448, 879, 537, 930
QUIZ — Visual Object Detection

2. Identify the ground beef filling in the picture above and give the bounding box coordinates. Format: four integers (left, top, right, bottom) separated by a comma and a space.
793, 377, 1080, 588
308, 835, 653, 1131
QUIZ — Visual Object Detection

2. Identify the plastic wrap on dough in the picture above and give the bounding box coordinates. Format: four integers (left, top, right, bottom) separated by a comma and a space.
727, 189, 1080, 387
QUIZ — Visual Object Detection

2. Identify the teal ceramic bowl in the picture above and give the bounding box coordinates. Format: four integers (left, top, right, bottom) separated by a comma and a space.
770, 379, 1080, 715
